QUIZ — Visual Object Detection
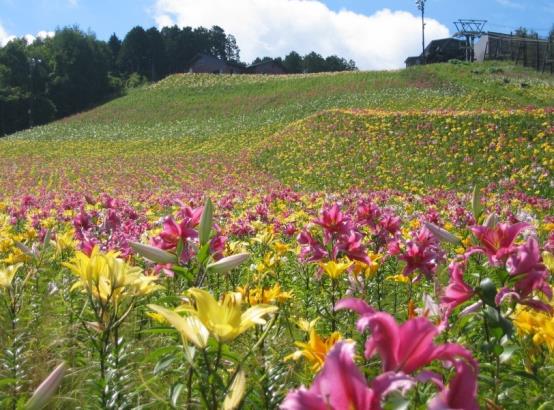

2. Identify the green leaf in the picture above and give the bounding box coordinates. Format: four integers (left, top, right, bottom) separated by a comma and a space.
176, 239, 184, 262
144, 345, 180, 363
153, 355, 176, 375
170, 383, 184, 408
196, 242, 211, 264
500, 345, 518, 363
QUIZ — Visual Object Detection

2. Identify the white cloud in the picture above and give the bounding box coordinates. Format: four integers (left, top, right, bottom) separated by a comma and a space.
152, 0, 450, 70
0, 27, 54, 47
0, 23, 11, 46
68, 0, 78, 7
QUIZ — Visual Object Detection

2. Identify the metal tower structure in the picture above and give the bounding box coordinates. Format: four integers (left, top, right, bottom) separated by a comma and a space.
453, 19, 487, 62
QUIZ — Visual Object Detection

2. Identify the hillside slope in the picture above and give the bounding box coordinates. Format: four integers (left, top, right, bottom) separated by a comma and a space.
0, 62, 552, 199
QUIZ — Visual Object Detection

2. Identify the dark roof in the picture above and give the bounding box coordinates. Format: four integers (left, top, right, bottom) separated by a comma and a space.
189, 52, 245, 69
248, 59, 285, 69
424, 38, 464, 54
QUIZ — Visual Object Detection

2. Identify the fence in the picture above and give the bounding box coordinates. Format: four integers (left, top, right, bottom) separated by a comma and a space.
475, 32, 554, 74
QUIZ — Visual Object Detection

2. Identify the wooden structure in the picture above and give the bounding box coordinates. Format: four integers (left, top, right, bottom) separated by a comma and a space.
405, 38, 465, 67
189, 53, 245, 74
248, 60, 286, 74
474, 32, 553, 74
188, 53, 286, 74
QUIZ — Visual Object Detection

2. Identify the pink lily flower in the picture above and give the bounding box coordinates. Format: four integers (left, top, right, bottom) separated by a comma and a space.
297, 230, 328, 262
441, 262, 474, 314
336, 230, 371, 264
398, 228, 444, 280
281, 342, 375, 410
496, 236, 552, 312
357, 200, 382, 228
469, 222, 528, 266
209, 224, 227, 261
281, 341, 413, 410
314, 204, 351, 243
428, 361, 479, 410
153, 216, 198, 251
336, 299, 476, 374
176, 205, 203, 226
378, 212, 402, 237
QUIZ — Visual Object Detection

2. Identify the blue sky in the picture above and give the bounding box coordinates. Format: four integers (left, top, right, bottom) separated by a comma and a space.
1, 0, 552, 40
1, 0, 552, 69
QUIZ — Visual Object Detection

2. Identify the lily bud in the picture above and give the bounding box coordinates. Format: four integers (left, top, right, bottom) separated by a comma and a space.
424, 222, 461, 244
223, 370, 246, 410
199, 198, 214, 246
130, 242, 178, 264
207, 253, 249, 273
484, 213, 499, 228
15, 241, 36, 258
471, 185, 483, 220
25, 362, 66, 410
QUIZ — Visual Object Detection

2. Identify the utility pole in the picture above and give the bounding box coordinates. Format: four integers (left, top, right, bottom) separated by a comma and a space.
416, 0, 426, 64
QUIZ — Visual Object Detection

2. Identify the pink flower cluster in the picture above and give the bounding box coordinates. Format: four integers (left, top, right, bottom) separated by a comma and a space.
150, 204, 227, 266
442, 221, 552, 315
298, 204, 371, 264
283, 298, 479, 409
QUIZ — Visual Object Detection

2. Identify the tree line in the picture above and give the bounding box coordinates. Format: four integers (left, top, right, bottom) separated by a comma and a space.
0, 25, 357, 136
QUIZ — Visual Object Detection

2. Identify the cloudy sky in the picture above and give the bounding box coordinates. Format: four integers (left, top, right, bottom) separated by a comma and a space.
0, 0, 552, 69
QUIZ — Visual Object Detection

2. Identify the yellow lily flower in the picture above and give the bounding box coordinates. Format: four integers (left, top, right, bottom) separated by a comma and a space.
181, 288, 278, 342
385, 274, 410, 284
352, 253, 382, 278
319, 260, 353, 280
148, 304, 209, 349
297, 318, 319, 333
285, 328, 342, 372
272, 241, 291, 256
0, 263, 23, 288
55, 230, 77, 255
238, 283, 293, 305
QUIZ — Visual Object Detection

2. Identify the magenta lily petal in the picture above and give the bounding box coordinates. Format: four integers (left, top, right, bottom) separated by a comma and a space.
281, 341, 375, 410
428, 361, 479, 410
336, 297, 377, 332
441, 262, 474, 314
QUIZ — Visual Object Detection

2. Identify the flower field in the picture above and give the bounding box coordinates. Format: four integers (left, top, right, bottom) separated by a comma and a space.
0, 62, 553, 409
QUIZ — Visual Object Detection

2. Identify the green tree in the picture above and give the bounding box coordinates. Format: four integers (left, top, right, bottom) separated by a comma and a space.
108, 33, 122, 71
283, 51, 303, 73
303, 51, 326, 73
118, 26, 149, 76
47, 27, 112, 116
145, 27, 167, 81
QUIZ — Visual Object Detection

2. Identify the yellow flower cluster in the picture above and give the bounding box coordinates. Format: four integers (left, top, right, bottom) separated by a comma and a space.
237, 283, 293, 305
513, 306, 554, 353
64, 247, 160, 304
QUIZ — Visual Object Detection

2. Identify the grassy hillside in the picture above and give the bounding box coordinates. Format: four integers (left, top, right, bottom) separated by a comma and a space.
0, 61, 552, 198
